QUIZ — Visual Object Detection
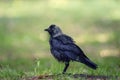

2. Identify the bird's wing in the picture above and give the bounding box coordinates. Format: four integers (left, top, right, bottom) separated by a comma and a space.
57, 34, 75, 44
51, 38, 89, 61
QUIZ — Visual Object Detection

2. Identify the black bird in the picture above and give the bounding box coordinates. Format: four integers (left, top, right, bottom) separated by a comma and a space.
45, 24, 97, 74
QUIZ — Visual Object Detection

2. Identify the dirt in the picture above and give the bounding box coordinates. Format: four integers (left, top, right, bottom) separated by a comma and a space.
22, 74, 119, 80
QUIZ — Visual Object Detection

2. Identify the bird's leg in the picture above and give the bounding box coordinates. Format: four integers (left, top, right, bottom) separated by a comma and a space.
62, 62, 69, 74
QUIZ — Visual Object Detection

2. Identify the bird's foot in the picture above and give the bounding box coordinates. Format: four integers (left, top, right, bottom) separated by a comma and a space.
62, 72, 65, 74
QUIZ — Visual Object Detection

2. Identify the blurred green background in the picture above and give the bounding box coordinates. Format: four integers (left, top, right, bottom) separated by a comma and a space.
0, 0, 120, 79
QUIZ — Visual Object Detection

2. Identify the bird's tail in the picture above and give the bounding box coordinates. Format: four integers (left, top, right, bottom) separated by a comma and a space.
82, 58, 98, 69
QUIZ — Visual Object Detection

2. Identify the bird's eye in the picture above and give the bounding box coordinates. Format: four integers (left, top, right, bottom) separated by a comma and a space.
53, 29, 56, 32
52, 28, 54, 31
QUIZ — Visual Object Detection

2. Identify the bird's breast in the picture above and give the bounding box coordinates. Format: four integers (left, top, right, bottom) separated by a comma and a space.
49, 38, 61, 48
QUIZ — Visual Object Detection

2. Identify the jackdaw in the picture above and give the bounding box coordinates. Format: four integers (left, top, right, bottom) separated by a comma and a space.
44, 24, 97, 74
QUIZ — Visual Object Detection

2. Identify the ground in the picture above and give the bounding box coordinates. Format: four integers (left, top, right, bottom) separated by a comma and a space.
0, 57, 120, 80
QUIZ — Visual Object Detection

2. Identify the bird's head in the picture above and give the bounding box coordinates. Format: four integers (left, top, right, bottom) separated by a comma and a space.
44, 24, 63, 37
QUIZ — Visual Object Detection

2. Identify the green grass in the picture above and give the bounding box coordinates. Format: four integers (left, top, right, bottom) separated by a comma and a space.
0, 57, 120, 80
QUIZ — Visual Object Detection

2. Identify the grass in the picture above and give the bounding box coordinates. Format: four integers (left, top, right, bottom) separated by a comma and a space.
0, 0, 120, 80
0, 56, 120, 80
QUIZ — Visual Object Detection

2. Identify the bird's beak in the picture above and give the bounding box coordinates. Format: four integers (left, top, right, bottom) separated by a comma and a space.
44, 28, 49, 31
